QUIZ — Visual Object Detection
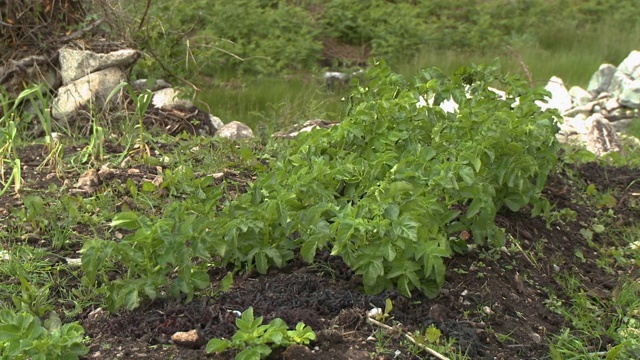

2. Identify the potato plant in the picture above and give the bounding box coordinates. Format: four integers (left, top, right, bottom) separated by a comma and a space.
82, 60, 560, 308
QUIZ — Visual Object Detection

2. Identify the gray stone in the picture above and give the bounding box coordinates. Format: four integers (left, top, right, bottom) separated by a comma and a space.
619, 79, 640, 109
607, 71, 633, 97
52, 67, 126, 120
617, 50, 640, 79
587, 64, 616, 95
59, 48, 139, 85
569, 86, 592, 106
216, 121, 254, 140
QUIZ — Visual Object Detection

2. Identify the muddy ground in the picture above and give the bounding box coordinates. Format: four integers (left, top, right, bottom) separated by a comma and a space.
2, 144, 639, 360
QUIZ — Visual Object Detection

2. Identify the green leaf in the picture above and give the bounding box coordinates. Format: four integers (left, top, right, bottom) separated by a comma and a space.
236, 345, 271, 360
503, 192, 527, 212
425, 325, 441, 343
191, 270, 210, 290
363, 260, 385, 288
264, 248, 283, 267
380, 242, 397, 262
255, 251, 268, 274
121, 286, 140, 311
141, 181, 156, 192
392, 216, 419, 242
205, 338, 232, 353
384, 204, 400, 220
300, 240, 317, 263
592, 224, 605, 234
458, 166, 475, 185
397, 274, 412, 297
384, 298, 393, 315
236, 308, 262, 333
110, 212, 139, 230
220, 272, 234, 292
469, 156, 482, 172
465, 197, 484, 219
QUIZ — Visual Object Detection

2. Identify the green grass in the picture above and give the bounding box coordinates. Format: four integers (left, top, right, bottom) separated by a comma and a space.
197, 74, 348, 137
397, 22, 640, 89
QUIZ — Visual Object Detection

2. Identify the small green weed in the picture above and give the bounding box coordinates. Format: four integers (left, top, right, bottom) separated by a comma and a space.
205, 307, 315, 359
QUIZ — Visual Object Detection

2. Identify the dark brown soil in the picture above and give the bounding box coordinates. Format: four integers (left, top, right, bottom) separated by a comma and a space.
2, 143, 639, 360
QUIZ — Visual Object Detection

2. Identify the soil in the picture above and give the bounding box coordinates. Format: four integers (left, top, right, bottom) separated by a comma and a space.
2, 143, 640, 360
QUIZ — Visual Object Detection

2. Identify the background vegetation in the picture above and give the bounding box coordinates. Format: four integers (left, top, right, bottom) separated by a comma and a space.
104, 0, 640, 131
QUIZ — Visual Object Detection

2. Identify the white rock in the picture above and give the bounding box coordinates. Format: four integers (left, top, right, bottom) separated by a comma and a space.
568, 86, 592, 106
604, 97, 620, 112
537, 76, 572, 113
367, 307, 383, 318
215, 121, 254, 140
617, 50, 640, 80
59, 48, 139, 85
151, 87, 194, 109
557, 115, 583, 135
207, 115, 224, 131
619, 79, 640, 109
52, 67, 126, 120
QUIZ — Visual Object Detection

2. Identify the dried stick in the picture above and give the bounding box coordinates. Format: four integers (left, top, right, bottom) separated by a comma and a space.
506, 45, 534, 88
366, 317, 450, 360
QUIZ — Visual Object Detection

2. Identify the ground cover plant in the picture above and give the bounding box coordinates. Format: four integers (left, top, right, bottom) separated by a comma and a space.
2, 0, 640, 359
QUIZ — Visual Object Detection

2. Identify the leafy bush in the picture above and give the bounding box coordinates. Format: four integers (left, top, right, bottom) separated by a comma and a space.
82, 60, 560, 308
322, 0, 428, 58
218, 59, 560, 297
0, 310, 88, 359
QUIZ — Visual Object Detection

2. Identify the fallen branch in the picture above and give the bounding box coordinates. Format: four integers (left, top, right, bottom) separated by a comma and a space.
366, 316, 450, 360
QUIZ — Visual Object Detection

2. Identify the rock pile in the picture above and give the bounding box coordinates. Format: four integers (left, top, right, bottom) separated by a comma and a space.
0, 47, 254, 140
544, 50, 640, 156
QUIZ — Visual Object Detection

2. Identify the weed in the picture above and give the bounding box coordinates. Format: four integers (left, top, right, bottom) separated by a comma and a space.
205, 307, 315, 359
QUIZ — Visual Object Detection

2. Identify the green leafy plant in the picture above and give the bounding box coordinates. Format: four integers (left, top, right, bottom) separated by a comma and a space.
0, 309, 88, 359
81, 171, 225, 311
205, 307, 316, 359
82, 59, 560, 309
